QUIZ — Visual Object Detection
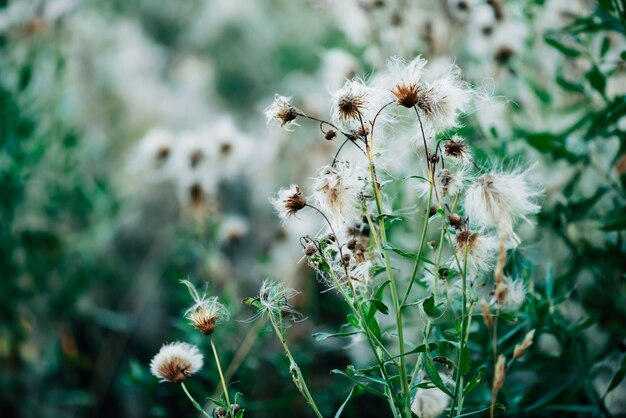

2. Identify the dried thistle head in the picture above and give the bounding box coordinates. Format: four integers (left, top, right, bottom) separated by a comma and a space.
270, 184, 307, 222
392, 83, 420, 108
150, 342, 203, 383
447, 213, 465, 230
243, 279, 301, 323
181, 280, 230, 335
513, 329, 535, 360
444, 136, 470, 161
265, 95, 299, 129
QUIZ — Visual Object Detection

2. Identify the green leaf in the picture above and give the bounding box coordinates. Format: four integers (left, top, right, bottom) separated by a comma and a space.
457, 404, 505, 417
381, 245, 435, 265
423, 294, 435, 317
588, 66, 606, 95
604, 357, 626, 397
544, 35, 581, 57
330, 369, 386, 397
369, 299, 389, 315
312, 331, 363, 341
334, 386, 362, 418
347, 314, 360, 329
463, 366, 485, 396
423, 348, 453, 397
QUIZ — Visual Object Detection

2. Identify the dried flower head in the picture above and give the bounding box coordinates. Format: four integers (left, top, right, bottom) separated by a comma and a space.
386, 56, 427, 108
513, 329, 535, 360
312, 161, 364, 223
494, 277, 526, 311
464, 169, 541, 243
265, 95, 299, 129
181, 280, 229, 335
448, 213, 465, 230
455, 230, 497, 277
332, 79, 368, 121
270, 184, 307, 222
150, 342, 203, 383
244, 279, 301, 322
444, 135, 472, 165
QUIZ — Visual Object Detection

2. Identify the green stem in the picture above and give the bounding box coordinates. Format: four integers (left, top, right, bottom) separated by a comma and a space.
181, 382, 212, 418
366, 150, 411, 418
210, 335, 232, 411
401, 184, 433, 307
270, 317, 324, 418
449, 247, 469, 418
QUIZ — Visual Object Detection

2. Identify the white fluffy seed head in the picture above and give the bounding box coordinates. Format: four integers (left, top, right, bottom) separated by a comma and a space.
495, 276, 526, 311
265, 94, 299, 130
270, 184, 307, 223
150, 342, 203, 383
464, 169, 542, 243
181, 280, 230, 335
330, 78, 392, 132
455, 231, 498, 278
312, 161, 364, 224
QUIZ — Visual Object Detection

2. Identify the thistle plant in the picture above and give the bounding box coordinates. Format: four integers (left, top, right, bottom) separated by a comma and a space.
261, 56, 541, 418
149, 281, 243, 418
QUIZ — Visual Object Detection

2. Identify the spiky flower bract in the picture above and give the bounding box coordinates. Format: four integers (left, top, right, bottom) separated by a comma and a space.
150, 342, 203, 383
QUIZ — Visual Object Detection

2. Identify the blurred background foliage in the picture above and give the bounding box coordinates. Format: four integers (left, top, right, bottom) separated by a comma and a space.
0, 0, 625, 417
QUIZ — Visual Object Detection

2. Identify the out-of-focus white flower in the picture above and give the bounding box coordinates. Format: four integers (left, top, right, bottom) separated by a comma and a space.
218, 215, 249, 242
265, 95, 299, 130
150, 342, 203, 383
312, 161, 364, 224
411, 386, 450, 418
129, 128, 176, 181
270, 184, 307, 223
495, 276, 526, 310
464, 169, 542, 242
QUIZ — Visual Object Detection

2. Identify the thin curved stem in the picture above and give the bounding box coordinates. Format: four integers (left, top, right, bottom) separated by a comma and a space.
210, 335, 232, 411
401, 184, 433, 307
181, 382, 212, 418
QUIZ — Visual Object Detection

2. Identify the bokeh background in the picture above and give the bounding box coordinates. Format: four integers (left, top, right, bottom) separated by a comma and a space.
1, 0, 625, 417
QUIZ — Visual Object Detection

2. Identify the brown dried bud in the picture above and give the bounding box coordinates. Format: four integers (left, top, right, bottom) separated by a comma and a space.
429, 205, 438, 217
444, 138, 468, 159
447, 213, 465, 230
284, 185, 307, 215
325, 130, 337, 140
429, 240, 437, 248
456, 230, 477, 251
492, 355, 506, 394
304, 244, 317, 256
495, 47, 514, 64
188, 307, 219, 335
513, 329, 535, 360
347, 239, 357, 250
214, 407, 227, 418
480, 299, 492, 328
